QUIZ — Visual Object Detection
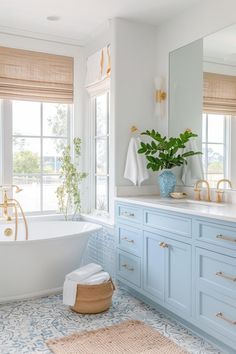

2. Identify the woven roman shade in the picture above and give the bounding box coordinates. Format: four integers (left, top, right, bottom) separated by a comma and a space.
0, 46, 73, 103
203, 72, 236, 115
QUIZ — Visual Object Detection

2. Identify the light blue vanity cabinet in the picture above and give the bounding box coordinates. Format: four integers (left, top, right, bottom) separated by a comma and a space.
115, 200, 236, 353
143, 230, 192, 316
143, 231, 165, 301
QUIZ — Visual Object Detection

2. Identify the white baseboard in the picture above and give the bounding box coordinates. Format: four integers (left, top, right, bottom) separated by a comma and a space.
0, 287, 63, 304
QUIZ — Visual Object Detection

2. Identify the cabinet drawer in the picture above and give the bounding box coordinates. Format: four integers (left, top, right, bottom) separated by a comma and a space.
117, 224, 142, 256
196, 248, 236, 298
116, 204, 142, 225
144, 209, 191, 238
197, 291, 236, 343
116, 249, 141, 287
194, 219, 236, 251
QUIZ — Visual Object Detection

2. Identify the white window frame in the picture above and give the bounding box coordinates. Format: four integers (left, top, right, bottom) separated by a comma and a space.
86, 78, 111, 216
0, 99, 72, 215
202, 113, 231, 184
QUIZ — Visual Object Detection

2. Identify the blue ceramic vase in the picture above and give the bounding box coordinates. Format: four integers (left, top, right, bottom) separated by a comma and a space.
158, 169, 176, 197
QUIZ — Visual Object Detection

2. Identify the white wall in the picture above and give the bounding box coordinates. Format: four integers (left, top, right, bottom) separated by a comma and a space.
155, 0, 236, 136
111, 18, 157, 193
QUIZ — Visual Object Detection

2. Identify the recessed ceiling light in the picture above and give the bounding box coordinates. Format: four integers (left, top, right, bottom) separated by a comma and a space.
46, 16, 60, 21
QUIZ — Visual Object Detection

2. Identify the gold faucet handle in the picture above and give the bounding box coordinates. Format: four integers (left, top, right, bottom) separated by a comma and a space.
215, 189, 224, 203
194, 188, 201, 201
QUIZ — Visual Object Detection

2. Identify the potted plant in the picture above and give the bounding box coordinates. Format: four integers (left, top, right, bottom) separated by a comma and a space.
56, 137, 87, 220
138, 129, 202, 197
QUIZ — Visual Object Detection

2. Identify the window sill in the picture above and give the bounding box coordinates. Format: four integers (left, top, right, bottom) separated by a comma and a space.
80, 213, 114, 228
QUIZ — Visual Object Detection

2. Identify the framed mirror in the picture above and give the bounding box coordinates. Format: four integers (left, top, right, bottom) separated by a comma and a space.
169, 24, 236, 189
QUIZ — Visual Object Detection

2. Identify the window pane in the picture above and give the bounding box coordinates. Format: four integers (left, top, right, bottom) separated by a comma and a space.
96, 93, 108, 136
43, 103, 68, 137
43, 175, 59, 211
207, 114, 224, 143
13, 101, 40, 136
43, 138, 67, 173
13, 175, 40, 212
202, 113, 206, 143
95, 176, 108, 211
202, 143, 207, 174
13, 138, 40, 174
96, 138, 108, 175
206, 144, 224, 174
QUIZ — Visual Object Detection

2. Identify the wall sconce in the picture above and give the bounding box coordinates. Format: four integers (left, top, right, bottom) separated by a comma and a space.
154, 76, 167, 117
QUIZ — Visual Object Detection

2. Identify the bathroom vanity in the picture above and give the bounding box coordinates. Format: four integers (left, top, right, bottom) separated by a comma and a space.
115, 197, 236, 352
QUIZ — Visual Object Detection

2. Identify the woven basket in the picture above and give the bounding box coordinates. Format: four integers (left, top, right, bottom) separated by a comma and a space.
71, 278, 115, 314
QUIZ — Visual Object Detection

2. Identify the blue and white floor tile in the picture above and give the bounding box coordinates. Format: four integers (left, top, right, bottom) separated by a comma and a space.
0, 287, 222, 354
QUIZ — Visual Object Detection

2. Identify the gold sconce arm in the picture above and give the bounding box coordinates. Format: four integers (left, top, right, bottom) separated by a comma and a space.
155, 90, 167, 103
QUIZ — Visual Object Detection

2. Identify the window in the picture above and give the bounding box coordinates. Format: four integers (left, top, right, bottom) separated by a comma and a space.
91, 91, 110, 214
202, 113, 230, 187
1, 99, 71, 213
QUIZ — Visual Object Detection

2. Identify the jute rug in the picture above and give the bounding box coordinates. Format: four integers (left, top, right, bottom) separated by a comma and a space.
47, 320, 188, 354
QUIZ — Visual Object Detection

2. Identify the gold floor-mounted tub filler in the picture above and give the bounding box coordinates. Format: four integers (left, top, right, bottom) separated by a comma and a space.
0, 185, 28, 241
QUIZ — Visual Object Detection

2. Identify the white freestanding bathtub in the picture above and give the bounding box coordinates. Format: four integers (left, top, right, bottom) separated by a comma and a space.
0, 221, 102, 303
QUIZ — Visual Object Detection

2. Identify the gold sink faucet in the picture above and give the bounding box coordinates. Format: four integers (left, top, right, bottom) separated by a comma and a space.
194, 179, 211, 202
216, 179, 232, 203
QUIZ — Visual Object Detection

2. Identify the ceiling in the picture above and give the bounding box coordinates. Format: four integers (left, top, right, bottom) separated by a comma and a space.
204, 24, 236, 66
0, 0, 201, 45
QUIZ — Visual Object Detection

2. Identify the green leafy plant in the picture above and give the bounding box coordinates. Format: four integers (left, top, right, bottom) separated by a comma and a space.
138, 129, 202, 171
56, 137, 87, 220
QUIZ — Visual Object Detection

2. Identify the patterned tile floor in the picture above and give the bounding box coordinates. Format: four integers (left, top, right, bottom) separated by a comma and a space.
0, 287, 222, 354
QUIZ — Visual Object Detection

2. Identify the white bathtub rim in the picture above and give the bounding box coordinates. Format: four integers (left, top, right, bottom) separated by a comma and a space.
0, 221, 102, 244
0, 287, 63, 304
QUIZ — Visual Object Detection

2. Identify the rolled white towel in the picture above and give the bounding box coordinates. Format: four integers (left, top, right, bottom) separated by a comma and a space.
66, 263, 103, 283
63, 280, 78, 306
79, 271, 110, 285
63, 270, 110, 306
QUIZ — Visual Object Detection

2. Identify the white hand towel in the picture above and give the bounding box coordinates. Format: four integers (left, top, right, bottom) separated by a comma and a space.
124, 136, 149, 186
181, 139, 203, 186
63, 271, 110, 306
63, 280, 78, 306
79, 271, 110, 285
66, 263, 103, 283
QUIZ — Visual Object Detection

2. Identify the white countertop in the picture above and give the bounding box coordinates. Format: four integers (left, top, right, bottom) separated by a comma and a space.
116, 196, 236, 223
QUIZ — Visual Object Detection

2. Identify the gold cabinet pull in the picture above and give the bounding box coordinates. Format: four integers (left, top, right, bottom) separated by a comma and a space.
121, 237, 134, 244
159, 241, 168, 248
216, 312, 236, 325
121, 211, 135, 217
122, 264, 134, 271
216, 271, 236, 282
216, 234, 236, 243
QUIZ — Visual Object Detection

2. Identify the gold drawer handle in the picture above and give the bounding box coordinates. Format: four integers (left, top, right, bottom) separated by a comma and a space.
216, 312, 236, 325
122, 264, 134, 271
159, 241, 168, 248
216, 234, 236, 243
121, 212, 135, 217
216, 271, 236, 282
121, 237, 134, 244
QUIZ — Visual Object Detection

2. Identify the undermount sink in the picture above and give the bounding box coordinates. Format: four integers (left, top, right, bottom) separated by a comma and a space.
156, 198, 226, 208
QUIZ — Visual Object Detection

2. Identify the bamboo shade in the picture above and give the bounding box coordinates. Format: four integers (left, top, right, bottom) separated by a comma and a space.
203, 72, 236, 115
0, 46, 73, 103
